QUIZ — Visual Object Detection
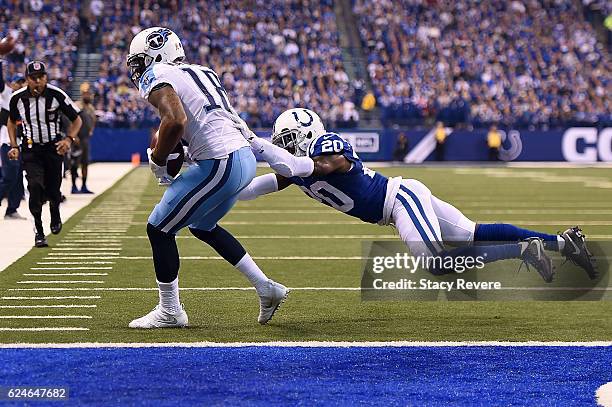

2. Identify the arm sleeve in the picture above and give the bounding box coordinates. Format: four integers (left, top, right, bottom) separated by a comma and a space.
0, 108, 8, 127
237, 173, 279, 201
0, 60, 4, 93
250, 137, 314, 178
57, 91, 80, 121
8, 94, 21, 122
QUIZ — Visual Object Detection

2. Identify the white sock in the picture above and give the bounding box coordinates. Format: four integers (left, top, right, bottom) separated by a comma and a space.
235, 254, 268, 293
157, 278, 181, 314
557, 235, 565, 252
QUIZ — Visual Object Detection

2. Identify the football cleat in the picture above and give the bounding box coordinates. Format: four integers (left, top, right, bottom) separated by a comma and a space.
560, 226, 597, 280
50, 222, 62, 235
258, 280, 289, 325
128, 304, 188, 329
519, 238, 554, 283
34, 233, 48, 248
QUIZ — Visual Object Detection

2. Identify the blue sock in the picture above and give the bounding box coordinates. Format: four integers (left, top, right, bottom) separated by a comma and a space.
475, 223, 559, 251
429, 244, 522, 275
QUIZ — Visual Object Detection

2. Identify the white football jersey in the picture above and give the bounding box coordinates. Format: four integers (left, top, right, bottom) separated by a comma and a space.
138, 63, 248, 160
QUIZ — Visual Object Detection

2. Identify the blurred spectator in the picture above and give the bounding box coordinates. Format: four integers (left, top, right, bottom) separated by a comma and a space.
487, 125, 502, 161
92, 0, 355, 129
354, 0, 611, 129
393, 132, 409, 161
434, 122, 446, 161
71, 82, 97, 194
0, 1, 79, 91
361, 91, 376, 111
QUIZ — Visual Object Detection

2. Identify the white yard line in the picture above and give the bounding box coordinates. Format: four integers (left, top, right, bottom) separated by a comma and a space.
17, 281, 106, 284
23, 273, 109, 277
51, 248, 122, 252
0, 340, 609, 348
31, 267, 113, 270
36, 262, 115, 265
1, 296, 101, 300
0, 315, 92, 319
0, 305, 97, 308
0, 327, 89, 332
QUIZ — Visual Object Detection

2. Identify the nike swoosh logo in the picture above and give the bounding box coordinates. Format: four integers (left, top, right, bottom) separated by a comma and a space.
157, 317, 178, 325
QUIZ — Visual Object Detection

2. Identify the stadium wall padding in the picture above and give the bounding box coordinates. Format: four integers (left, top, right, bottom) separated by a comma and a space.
89, 127, 612, 163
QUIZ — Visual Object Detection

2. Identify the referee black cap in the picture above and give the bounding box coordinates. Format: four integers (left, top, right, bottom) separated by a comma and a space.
25, 60, 47, 77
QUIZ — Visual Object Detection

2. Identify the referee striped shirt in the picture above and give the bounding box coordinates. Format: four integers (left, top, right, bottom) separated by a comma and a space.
8, 84, 80, 144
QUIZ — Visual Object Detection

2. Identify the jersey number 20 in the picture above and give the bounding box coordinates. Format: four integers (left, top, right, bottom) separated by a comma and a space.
301, 181, 354, 212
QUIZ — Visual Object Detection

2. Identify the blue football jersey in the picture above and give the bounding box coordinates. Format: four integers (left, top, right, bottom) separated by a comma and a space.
289, 133, 388, 224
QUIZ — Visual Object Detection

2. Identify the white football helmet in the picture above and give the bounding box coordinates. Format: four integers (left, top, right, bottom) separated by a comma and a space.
126, 27, 185, 86
272, 108, 326, 157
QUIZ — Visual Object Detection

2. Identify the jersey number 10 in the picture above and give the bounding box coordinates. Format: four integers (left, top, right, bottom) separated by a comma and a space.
181, 67, 232, 114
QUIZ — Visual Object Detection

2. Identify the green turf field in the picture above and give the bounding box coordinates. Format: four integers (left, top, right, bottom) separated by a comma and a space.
1, 165, 611, 343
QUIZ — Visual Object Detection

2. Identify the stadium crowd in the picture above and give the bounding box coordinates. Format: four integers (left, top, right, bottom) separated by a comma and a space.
0, 0, 609, 130
91, 0, 357, 128
354, 0, 611, 128
0, 0, 79, 91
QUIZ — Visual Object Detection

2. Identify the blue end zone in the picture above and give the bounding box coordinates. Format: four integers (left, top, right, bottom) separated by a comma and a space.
1, 346, 610, 406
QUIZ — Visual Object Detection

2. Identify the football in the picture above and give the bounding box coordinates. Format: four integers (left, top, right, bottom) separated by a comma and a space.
150, 132, 185, 177
0, 36, 15, 55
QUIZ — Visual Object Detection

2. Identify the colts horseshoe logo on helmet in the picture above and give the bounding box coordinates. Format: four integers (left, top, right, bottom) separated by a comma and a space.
292, 109, 314, 127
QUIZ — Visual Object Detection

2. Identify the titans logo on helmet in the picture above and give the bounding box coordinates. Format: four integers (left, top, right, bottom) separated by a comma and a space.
146, 28, 172, 50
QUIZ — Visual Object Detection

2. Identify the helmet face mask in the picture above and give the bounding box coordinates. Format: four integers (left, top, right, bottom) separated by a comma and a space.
272, 128, 313, 156
272, 108, 326, 157
127, 53, 153, 87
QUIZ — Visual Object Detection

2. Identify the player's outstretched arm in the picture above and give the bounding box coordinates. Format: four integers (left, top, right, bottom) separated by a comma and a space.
147, 84, 187, 164
237, 174, 291, 201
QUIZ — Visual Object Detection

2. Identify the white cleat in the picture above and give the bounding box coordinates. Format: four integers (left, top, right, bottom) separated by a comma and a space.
258, 280, 289, 325
128, 304, 189, 329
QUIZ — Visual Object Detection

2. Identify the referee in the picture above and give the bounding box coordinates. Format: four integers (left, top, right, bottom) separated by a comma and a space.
7, 61, 82, 247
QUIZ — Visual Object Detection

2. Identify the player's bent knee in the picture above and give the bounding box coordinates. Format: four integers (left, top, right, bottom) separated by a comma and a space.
146, 222, 174, 242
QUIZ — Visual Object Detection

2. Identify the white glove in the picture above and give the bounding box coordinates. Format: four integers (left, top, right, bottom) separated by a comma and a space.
182, 145, 195, 165
147, 148, 175, 186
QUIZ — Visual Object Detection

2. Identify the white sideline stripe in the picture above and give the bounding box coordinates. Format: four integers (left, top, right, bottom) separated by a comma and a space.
0, 305, 96, 308
23, 273, 109, 276
1, 296, 101, 300
37, 262, 115, 265
0, 315, 92, 319
31, 267, 113, 270
0, 328, 89, 332
17, 281, 105, 284
0, 340, 609, 349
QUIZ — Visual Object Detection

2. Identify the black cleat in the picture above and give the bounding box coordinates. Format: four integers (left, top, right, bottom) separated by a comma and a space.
34, 233, 48, 248
560, 226, 597, 280
50, 222, 62, 235
519, 238, 555, 283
